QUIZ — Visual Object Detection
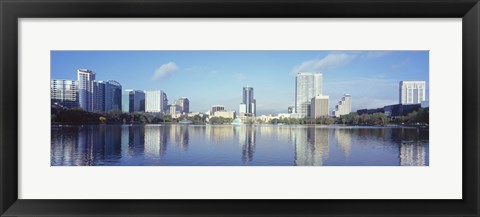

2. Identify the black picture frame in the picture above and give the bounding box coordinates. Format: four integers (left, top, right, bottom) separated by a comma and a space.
1, 0, 479, 216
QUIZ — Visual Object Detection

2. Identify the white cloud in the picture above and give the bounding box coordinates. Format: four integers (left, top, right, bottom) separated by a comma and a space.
152, 62, 178, 80
293, 53, 355, 73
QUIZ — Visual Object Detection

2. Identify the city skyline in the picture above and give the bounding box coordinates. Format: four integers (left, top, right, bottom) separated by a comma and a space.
51, 50, 429, 115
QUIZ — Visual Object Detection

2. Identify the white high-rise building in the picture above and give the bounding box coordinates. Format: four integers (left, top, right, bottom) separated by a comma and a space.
310, 95, 329, 118
333, 94, 352, 117
51, 79, 79, 109
239, 103, 247, 115
295, 72, 323, 117
77, 69, 96, 112
145, 90, 168, 113
399, 81, 426, 104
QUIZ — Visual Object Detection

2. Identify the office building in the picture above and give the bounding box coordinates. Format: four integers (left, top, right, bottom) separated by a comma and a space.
169, 104, 182, 116
242, 86, 256, 116
384, 104, 421, 117
288, 106, 295, 114
239, 103, 247, 116
399, 81, 426, 104
145, 90, 168, 113
357, 108, 384, 115
94, 81, 106, 112
210, 105, 225, 116
77, 69, 96, 112
104, 80, 122, 112
122, 90, 145, 113
295, 72, 323, 117
51, 79, 79, 109
175, 97, 190, 114
94, 80, 123, 113
310, 95, 329, 118
333, 94, 352, 117
213, 110, 236, 119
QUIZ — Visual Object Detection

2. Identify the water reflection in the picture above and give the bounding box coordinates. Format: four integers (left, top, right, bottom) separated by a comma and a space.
238, 126, 256, 164
51, 125, 429, 166
400, 141, 427, 166
335, 129, 352, 157
294, 128, 329, 166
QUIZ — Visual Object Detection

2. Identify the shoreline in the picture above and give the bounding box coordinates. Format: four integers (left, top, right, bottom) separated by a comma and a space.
51, 123, 428, 129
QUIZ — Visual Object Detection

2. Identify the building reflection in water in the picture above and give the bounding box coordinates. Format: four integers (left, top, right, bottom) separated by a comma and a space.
144, 125, 168, 157
399, 141, 427, 166
51, 126, 78, 165
51, 125, 122, 166
206, 125, 233, 145
169, 125, 189, 151
334, 129, 352, 158
51, 125, 429, 166
294, 127, 329, 166
126, 126, 145, 156
238, 126, 256, 164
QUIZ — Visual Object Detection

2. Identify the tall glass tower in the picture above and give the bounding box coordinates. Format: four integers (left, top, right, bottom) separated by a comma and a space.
122, 90, 145, 113
242, 86, 256, 116
104, 80, 122, 112
295, 72, 323, 117
77, 69, 96, 112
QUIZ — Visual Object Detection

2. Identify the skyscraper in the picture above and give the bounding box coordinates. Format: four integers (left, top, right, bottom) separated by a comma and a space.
310, 95, 329, 118
145, 90, 168, 113
175, 97, 190, 114
51, 79, 79, 109
94, 80, 122, 113
399, 81, 426, 104
333, 94, 352, 117
122, 90, 145, 113
295, 72, 323, 117
77, 69, 96, 112
104, 80, 122, 112
242, 86, 256, 116
94, 81, 106, 112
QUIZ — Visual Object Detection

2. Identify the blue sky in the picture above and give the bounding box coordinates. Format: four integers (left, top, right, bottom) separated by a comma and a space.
51, 50, 429, 115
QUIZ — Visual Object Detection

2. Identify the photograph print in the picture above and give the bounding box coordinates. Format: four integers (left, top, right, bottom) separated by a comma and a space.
51, 50, 429, 166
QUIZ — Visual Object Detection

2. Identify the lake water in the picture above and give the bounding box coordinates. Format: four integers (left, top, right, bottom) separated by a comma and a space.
51, 124, 429, 166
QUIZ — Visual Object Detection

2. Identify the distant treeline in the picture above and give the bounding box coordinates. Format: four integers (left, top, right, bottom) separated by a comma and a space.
52, 106, 428, 126
268, 108, 429, 126
52, 107, 209, 124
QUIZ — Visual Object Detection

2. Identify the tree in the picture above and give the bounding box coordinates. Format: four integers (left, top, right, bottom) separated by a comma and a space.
270, 118, 279, 124
340, 112, 359, 125
359, 114, 370, 125
371, 113, 388, 126
162, 114, 172, 123
106, 109, 123, 123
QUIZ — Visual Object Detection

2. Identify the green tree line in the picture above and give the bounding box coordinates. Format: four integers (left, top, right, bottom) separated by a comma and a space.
52, 108, 165, 124
268, 108, 429, 126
